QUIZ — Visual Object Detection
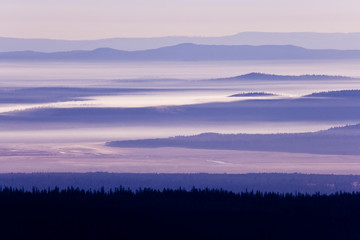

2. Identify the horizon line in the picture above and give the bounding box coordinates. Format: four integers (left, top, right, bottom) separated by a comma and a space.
2, 31, 360, 41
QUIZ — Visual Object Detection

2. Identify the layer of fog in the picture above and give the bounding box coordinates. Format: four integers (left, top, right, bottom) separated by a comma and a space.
1, 60, 360, 84
1, 121, 354, 143
1, 60, 360, 144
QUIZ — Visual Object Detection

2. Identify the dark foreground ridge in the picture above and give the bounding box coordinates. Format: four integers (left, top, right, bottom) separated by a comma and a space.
0, 187, 359, 240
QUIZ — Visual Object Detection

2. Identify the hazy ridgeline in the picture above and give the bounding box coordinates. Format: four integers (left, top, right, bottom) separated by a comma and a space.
3, 32, 360, 52
0, 187, 359, 239
3, 44, 360, 61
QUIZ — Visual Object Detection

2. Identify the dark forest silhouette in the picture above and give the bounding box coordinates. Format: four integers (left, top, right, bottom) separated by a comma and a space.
0, 187, 359, 239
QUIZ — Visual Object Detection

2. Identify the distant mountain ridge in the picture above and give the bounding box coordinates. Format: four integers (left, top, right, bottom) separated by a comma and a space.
2, 32, 360, 52
2, 44, 360, 61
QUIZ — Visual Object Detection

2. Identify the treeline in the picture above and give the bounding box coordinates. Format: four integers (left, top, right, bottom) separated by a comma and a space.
0, 187, 359, 239
2, 173, 360, 194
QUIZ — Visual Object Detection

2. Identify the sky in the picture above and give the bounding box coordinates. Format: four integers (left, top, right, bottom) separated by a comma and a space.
0, 0, 359, 39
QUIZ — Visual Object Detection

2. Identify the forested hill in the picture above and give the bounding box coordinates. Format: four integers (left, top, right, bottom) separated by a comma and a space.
107, 124, 360, 155
219, 72, 353, 81
304, 89, 360, 98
